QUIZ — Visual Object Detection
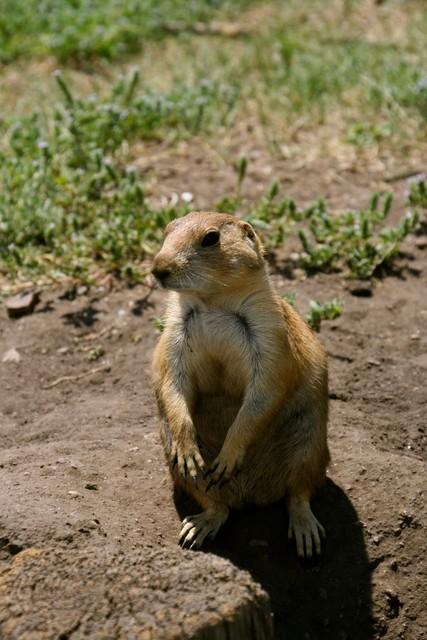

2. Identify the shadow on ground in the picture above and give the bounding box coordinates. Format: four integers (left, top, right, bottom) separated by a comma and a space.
62, 304, 102, 328
176, 479, 373, 640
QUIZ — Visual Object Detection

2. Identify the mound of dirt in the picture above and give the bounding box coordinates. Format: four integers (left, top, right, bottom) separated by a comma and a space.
0, 169, 426, 639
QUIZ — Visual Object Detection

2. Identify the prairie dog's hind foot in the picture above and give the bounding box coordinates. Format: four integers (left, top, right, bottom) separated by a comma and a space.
288, 496, 325, 559
179, 505, 229, 550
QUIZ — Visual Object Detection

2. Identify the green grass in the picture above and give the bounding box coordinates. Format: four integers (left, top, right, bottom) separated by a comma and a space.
0, 0, 256, 62
0, 71, 239, 282
1, 0, 426, 287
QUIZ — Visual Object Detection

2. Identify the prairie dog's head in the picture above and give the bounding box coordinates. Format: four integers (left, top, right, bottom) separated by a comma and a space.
151, 211, 264, 295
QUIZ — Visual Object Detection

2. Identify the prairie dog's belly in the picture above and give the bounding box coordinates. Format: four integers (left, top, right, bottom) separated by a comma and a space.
186, 308, 252, 396
192, 393, 241, 460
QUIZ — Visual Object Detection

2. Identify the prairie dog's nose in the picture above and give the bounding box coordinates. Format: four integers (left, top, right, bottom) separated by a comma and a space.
151, 253, 172, 285
152, 267, 171, 285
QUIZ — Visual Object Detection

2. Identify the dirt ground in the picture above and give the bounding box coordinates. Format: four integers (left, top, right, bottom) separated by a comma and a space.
0, 156, 426, 640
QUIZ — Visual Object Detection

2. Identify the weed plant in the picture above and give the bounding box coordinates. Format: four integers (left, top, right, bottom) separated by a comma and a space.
298, 194, 419, 278
282, 292, 343, 331
306, 299, 343, 332
218, 165, 419, 279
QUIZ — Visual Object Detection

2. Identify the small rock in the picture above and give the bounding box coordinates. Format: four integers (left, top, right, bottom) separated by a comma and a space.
390, 560, 398, 572
2, 348, 21, 364
5, 290, 39, 318
57, 346, 70, 355
85, 482, 98, 491
367, 358, 381, 367
76, 285, 89, 296
68, 491, 81, 499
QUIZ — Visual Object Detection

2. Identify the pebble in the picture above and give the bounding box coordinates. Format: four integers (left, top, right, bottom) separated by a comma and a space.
367, 358, 381, 367
85, 482, 98, 491
2, 348, 21, 363
77, 285, 89, 296
68, 491, 81, 498
5, 290, 39, 318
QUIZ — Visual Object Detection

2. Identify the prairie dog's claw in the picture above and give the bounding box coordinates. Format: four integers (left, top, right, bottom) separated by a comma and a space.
205, 447, 243, 487
179, 509, 229, 550
288, 498, 325, 559
170, 441, 205, 482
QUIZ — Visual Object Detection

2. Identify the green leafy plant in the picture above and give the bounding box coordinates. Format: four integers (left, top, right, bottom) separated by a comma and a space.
298, 194, 419, 278
306, 299, 343, 332
408, 177, 427, 210
346, 122, 391, 146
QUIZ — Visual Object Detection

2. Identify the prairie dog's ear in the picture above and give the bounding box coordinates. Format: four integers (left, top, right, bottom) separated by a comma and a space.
239, 221, 256, 241
238, 220, 264, 258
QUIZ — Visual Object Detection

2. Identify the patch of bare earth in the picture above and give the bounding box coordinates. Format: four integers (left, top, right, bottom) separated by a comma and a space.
0, 159, 426, 639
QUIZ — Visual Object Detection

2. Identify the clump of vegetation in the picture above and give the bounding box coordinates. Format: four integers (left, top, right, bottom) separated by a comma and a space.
218, 164, 419, 279
0, 71, 238, 282
306, 299, 343, 332
408, 177, 427, 211
282, 292, 343, 331
298, 194, 419, 279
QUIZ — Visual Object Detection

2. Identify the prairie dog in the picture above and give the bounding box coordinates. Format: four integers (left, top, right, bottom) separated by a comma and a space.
151, 212, 329, 558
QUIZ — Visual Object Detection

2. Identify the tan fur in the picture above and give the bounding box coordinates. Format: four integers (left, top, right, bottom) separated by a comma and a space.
151, 211, 330, 556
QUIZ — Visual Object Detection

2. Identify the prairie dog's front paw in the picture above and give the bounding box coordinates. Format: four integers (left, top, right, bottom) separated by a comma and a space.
170, 438, 205, 481
205, 445, 244, 490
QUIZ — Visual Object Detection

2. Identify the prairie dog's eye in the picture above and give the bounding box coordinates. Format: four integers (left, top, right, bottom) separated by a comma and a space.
201, 230, 220, 247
